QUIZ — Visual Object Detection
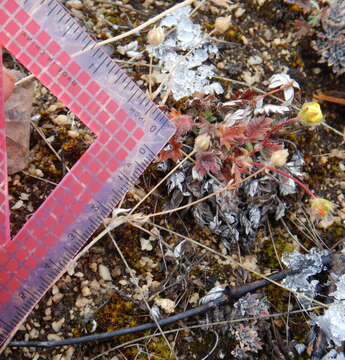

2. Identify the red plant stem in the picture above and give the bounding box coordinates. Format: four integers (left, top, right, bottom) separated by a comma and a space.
263, 117, 297, 145
255, 82, 294, 102
249, 161, 316, 199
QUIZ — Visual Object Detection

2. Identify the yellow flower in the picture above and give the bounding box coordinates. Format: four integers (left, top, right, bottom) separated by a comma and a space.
297, 102, 323, 126
310, 197, 334, 218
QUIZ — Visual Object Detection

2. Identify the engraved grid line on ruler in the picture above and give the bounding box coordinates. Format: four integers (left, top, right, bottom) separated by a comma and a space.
0, 0, 175, 347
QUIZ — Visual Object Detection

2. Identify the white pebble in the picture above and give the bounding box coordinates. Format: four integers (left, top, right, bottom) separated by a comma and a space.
53, 115, 71, 126
234, 7, 245, 18
248, 55, 263, 66
98, 264, 112, 281
66, 0, 83, 9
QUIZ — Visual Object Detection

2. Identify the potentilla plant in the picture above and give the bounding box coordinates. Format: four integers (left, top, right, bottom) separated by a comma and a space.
159, 73, 334, 249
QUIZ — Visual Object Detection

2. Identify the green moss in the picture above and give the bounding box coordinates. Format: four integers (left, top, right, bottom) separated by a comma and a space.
260, 235, 294, 269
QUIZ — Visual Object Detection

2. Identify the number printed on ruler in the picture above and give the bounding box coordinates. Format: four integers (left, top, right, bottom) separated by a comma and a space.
0, 0, 175, 348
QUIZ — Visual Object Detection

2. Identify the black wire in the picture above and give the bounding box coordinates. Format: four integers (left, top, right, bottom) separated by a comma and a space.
9, 301, 221, 348
8, 254, 334, 348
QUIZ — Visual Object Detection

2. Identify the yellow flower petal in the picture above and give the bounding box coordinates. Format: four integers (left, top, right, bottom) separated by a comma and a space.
298, 102, 323, 126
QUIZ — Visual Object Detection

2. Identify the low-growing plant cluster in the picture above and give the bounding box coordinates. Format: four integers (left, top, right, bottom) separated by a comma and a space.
159, 73, 332, 251
286, 0, 345, 75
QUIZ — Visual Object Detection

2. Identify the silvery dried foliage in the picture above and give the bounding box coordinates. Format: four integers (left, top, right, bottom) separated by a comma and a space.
281, 247, 329, 308
233, 293, 270, 318
164, 151, 304, 251
146, 6, 223, 100
231, 323, 264, 358
313, 0, 345, 75
315, 274, 345, 346
321, 349, 345, 360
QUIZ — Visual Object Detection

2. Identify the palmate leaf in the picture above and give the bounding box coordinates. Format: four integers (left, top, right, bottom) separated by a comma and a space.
168, 109, 194, 137
244, 116, 272, 142
193, 151, 221, 179
217, 125, 246, 149
218, 116, 272, 148
159, 137, 183, 162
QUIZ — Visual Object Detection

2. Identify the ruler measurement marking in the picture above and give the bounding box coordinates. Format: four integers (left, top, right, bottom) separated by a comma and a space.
114, 73, 125, 85
93, 55, 107, 74
58, 12, 67, 23
145, 103, 155, 115
92, 48, 101, 58
47, 3, 58, 15
107, 63, 116, 74
81, 38, 92, 51
74, 30, 83, 41
122, 78, 131, 90
128, 88, 139, 102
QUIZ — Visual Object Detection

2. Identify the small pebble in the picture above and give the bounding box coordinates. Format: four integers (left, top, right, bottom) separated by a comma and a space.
29, 328, 39, 339
81, 286, 91, 297
248, 55, 263, 66
52, 293, 64, 303
52, 318, 65, 333
52, 115, 71, 126
47, 334, 62, 341
234, 7, 245, 18
66, 0, 83, 9
98, 264, 112, 281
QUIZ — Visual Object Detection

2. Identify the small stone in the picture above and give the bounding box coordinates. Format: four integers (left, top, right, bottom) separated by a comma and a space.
66, 0, 83, 9
52, 293, 64, 303
64, 347, 75, 360
234, 7, 245, 18
75, 296, 92, 308
52, 285, 59, 295
52, 318, 65, 333
29, 328, 39, 339
52, 114, 71, 126
98, 264, 112, 281
248, 55, 263, 66
214, 16, 231, 33
66, 262, 76, 276
45, 307, 51, 316
81, 286, 91, 297
47, 334, 62, 341
11, 200, 23, 210
140, 238, 153, 251
68, 129, 79, 138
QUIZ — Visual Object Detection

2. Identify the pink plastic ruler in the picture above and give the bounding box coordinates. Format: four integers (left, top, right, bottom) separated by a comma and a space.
0, 0, 175, 348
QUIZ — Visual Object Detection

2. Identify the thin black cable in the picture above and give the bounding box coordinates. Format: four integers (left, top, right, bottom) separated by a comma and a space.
8, 254, 334, 348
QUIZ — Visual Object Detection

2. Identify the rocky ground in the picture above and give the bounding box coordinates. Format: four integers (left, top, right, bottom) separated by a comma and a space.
2, 0, 345, 359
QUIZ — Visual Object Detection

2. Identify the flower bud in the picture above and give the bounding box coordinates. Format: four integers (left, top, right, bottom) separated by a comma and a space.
298, 102, 323, 126
147, 27, 165, 45
194, 134, 211, 151
270, 149, 289, 167
310, 197, 334, 218
214, 16, 231, 33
